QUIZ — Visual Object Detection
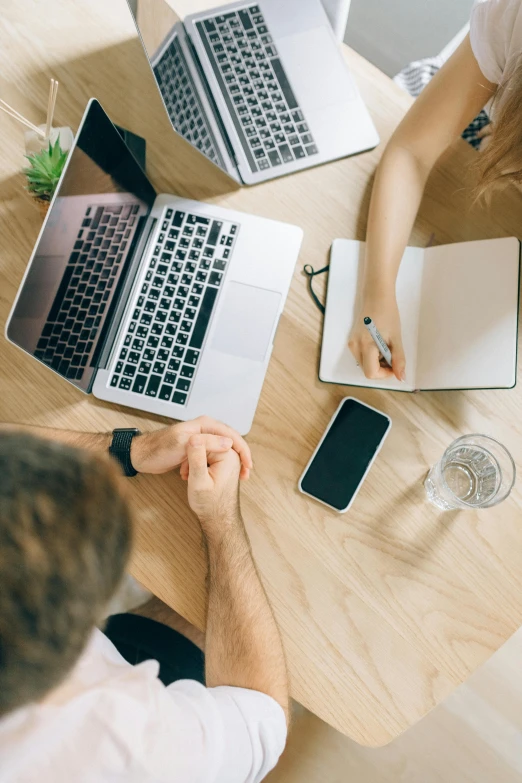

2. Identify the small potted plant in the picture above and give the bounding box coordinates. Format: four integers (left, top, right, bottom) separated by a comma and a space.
23, 138, 68, 217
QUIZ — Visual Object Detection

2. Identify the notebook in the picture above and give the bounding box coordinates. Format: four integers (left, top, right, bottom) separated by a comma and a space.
319, 237, 521, 392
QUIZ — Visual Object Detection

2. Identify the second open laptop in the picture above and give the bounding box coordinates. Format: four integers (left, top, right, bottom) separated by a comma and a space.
6, 100, 303, 434
129, 0, 379, 184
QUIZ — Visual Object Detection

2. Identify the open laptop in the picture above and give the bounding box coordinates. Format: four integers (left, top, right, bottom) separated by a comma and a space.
6, 100, 303, 434
129, 0, 379, 184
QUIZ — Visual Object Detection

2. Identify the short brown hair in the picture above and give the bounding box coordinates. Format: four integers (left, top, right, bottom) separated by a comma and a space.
0, 433, 132, 717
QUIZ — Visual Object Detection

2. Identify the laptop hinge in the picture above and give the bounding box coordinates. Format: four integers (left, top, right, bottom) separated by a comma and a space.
184, 30, 241, 175
96, 215, 157, 370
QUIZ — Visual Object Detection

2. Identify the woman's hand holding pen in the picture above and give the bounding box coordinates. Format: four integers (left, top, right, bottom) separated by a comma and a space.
348, 292, 406, 381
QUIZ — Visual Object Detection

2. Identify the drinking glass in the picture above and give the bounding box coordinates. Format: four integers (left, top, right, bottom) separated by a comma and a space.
424, 435, 516, 510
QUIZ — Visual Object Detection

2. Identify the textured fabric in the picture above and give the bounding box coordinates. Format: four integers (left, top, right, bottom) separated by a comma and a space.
469, 0, 522, 86
0, 628, 287, 783
104, 613, 205, 686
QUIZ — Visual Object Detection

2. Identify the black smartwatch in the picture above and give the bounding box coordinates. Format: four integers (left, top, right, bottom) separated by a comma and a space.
109, 428, 141, 477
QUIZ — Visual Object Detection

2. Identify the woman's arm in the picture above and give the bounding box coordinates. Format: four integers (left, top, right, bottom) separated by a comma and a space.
349, 36, 496, 380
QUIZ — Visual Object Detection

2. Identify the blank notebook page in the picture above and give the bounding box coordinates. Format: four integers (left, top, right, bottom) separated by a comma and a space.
320, 239, 423, 391
417, 237, 520, 390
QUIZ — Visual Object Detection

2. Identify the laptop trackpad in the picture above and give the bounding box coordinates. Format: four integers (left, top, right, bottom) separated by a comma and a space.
211, 282, 281, 362
278, 27, 355, 108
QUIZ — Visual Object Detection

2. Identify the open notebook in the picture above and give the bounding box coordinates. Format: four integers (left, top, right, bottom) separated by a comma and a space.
320, 237, 521, 392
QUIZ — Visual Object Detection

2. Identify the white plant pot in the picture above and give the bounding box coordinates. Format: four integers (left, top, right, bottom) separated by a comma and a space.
24, 125, 74, 156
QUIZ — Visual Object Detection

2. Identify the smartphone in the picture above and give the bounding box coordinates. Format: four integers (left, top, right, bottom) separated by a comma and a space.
298, 397, 391, 513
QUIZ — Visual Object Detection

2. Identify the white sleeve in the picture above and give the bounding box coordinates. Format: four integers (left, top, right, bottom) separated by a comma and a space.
81, 664, 287, 783
470, 0, 522, 83
168, 681, 288, 783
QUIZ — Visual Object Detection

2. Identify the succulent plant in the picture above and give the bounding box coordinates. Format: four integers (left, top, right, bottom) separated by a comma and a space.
23, 138, 67, 202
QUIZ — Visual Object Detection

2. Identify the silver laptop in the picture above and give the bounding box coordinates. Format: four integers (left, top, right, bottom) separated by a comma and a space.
129, 0, 379, 184
6, 100, 302, 434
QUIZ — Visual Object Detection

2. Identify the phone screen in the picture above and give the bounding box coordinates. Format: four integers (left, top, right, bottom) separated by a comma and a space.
300, 398, 391, 511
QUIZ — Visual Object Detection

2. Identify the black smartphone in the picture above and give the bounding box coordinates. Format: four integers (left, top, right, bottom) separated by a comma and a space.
298, 397, 392, 513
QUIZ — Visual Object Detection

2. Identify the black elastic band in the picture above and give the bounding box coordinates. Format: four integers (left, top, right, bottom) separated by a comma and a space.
303, 264, 329, 314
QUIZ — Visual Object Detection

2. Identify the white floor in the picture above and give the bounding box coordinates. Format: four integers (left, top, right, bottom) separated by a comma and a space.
267, 627, 522, 783
345, 0, 474, 76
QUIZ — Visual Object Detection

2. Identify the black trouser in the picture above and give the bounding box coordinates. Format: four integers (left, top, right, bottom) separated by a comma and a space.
104, 614, 205, 686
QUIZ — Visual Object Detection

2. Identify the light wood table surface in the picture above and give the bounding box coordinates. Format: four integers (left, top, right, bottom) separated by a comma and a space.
2, 0, 522, 748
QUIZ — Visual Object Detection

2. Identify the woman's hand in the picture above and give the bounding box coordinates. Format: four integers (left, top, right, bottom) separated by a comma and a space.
348, 294, 406, 381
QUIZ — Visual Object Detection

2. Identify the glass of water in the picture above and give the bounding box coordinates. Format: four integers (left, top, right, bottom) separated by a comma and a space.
425, 435, 516, 510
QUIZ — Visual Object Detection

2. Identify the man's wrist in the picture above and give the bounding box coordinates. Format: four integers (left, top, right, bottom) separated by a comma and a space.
129, 432, 148, 473
200, 512, 245, 546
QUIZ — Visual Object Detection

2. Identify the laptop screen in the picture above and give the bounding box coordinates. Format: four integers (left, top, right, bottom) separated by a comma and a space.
7, 99, 156, 393
127, 0, 234, 177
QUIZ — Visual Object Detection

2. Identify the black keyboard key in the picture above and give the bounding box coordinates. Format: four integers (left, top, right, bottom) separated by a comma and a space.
119, 377, 132, 391
293, 145, 306, 159
173, 391, 187, 405
147, 336, 159, 348
279, 143, 294, 163
145, 375, 162, 397
305, 144, 318, 156
110, 375, 119, 387
181, 365, 195, 379
172, 211, 184, 227
268, 150, 282, 166
139, 361, 152, 373
90, 207, 103, 229
208, 220, 222, 246
172, 345, 185, 358
153, 362, 166, 375
168, 358, 181, 372
123, 364, 136, 378
238, 9, 253, 29
132, 374, 147, 394
176, 378, 191, 392
159, 384, 174, 401
189, 286, 218, 350
165, 372, 177, 385
157, 348, 169, 362
209, 271, 223, 286
185, 349, 200, 366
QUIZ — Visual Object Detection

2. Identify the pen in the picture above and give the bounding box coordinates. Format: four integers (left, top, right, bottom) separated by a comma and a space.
363, 317, 393, 367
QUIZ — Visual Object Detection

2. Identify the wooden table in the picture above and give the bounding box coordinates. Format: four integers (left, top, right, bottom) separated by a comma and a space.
2, 0, 522, 748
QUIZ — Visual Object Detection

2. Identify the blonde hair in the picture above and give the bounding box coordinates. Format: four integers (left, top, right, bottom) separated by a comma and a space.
475, 59, 522, 195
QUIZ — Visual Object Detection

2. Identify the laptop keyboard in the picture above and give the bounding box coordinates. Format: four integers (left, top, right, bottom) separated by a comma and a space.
109, 208, 238, 406
196, 5, 319, 174
154, 34, 225, 169
34, 203, 141, 381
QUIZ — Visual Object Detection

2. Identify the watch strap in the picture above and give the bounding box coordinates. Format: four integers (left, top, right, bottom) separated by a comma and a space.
109, 428, 140, 477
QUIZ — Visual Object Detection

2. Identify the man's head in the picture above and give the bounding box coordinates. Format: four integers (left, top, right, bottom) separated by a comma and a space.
0, 432, 132, 717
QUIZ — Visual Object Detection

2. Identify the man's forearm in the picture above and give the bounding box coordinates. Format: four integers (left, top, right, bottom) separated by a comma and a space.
0, 423, 111, 452
204, 518, 290, 723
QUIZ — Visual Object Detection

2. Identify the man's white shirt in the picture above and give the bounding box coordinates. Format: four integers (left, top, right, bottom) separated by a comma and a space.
0, 629, 287, 782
